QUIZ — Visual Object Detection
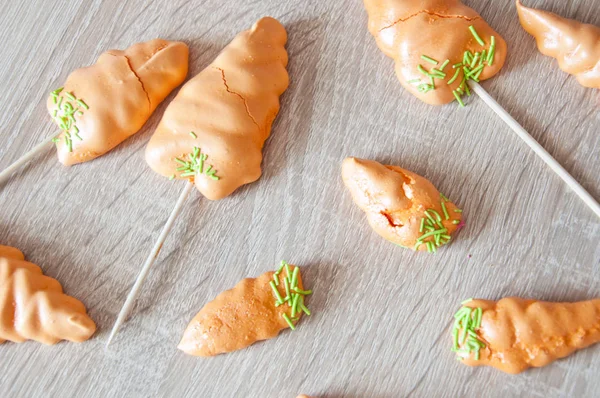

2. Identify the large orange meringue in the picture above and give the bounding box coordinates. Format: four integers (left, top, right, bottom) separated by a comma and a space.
146, 17, 289, 200
363, 0, 507, 105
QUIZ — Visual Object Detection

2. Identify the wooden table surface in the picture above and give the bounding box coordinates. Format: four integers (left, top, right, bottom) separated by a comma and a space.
0, 0, 598, 397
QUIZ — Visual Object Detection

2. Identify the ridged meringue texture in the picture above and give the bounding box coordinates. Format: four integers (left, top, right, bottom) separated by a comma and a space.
516, 0, 600, 89
0, 245, 96, 345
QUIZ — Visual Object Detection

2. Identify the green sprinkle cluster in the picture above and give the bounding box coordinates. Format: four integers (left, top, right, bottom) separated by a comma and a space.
269, 260, 312, 330
414, 193, 462, 253
408, 25, 497, 107
173, 144, 220, 181
451, 300, 486, 361
49, 87, 89, 152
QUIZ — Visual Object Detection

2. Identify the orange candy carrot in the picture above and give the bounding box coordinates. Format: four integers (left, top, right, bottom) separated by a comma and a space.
363, 0, 507, 105
452, 297, 600, 374
146, 17, 289, 200
0, 245, 96, 345
342, 157, 462, 252
47, 39, 189, 166
179, 262, 312, 357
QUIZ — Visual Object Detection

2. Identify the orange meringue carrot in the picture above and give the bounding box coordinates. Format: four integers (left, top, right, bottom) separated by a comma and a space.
47, 39, 189, 166
0, 245, 96, 345
363, 0, 507, 106
1, 39, 189, 185
179, 262, 312, 357
107, 18, 290, 345
452, 297, 600, 374
342, 158, 462, 252
516, 0, 600, 89
146, 17, 289, 200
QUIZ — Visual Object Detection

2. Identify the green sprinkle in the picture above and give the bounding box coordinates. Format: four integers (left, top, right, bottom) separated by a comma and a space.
429, 76, 435, 88
417, 64, 433, 77
65, 92, 76, 101
488, 36, 496, 65
453, 62, 463, 69
52, 137, 60, 143
464, 81, 472, 96
464, 51, 473, 64
462, 298, 473, 305
52, 87, 64, 95
291, 294, 299, 318
413, 242, 423, 251
269, 281, 283, 303
189, 132, 197, 138
291, 267, 299, 289
474, 307, 483, 329
431, 68, 446, 78
455, 209, 463, 213
66, 137, 73, 152
453, 90, 465, 107
169, 174, 175, 180
441, 201, 450, 220
447, 69, 461, 85
425, 209, 442, 223
470, 53, 480, 68
440, 193, 449, 202
175, 158, 188, 165
407, 79, 420, 84
469, 25, 485, 46
273, 273, 279, 286
424, 225, 435, 232
282, 313, 296, 330
466, 64, 485, 78
419, 218, 425, 233
440, 59, 450, 70
277, 261, 286, 274
452, 220, 460, 225
421, 55, 439, 65
76, 99, 89, 110
292, 288, 313, 295
417, 228, 448, 243
300, 301, 310, 316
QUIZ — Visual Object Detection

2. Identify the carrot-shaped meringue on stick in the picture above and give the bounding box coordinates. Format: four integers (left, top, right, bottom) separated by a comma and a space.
452, 297, 600, 374
0, 245, 96, 345
146, 17, 289, 200
1, 40, 188, 184
179, 262, 312, 357
342, 158, 462, 253
363, 0, 507, 106
46, 39, 189, 166
516, 0, 600, 89
107, 18, 289, 345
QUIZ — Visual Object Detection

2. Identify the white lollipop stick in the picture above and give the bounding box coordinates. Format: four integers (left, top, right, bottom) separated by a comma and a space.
470, 81, 600, 219
0, 134, 57, 185
106, 181, 194, 346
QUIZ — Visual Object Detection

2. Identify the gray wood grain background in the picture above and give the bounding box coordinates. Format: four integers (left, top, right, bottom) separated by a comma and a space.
0, 0, 598, 397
